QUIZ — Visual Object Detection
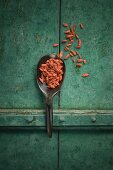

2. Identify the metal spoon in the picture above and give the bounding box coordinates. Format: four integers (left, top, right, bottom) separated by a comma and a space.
37, 53, 66, 138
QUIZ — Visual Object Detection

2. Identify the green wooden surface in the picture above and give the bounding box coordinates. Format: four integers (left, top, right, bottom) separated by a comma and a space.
0, 0, 113, 109
0, 0, 59, 109
1, 110, 113, 127
60, 0, 113, 109
59, 130, 113, 170
1, 0, 113, 110
0, 130, 58, 170
0, 0, 113, 170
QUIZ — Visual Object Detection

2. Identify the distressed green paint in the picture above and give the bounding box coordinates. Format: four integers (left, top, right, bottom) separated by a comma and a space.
0, 0, 113, 170
0, 0, 59, 108
59, 130, 113, 170
0, 130, 58, 170
0, 0, 113, 110
60, 0, 113, 109
1, 110, 113, 127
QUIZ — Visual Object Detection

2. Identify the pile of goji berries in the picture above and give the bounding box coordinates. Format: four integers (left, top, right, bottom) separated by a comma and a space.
39, 58, 63, 88
54, 22, 89, 78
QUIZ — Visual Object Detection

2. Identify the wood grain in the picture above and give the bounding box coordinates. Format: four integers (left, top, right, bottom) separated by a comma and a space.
59, 130, 113, 170
60, 0, 113, 109
0, 0, 59, 108
0, 129, 58, 170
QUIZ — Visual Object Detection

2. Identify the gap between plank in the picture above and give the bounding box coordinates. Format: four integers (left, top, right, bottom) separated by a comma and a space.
58, 0, 62, 109
57, 130, 60, 170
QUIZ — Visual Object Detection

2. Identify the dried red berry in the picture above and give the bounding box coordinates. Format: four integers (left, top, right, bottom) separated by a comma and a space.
64, 30, 70, 34
53, 43, 59, 47
62, 39, 67, 43
82, 73, 89, 77
63, 23, 68, 27
83, 60, 87, 64
77, 59, 83, 63
76, 63, 82, 67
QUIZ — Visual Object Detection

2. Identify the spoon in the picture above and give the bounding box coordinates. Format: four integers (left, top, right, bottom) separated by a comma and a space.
37, 53, 66, 137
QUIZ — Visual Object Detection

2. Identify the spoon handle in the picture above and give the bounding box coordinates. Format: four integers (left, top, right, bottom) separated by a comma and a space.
46, 98, 53, 138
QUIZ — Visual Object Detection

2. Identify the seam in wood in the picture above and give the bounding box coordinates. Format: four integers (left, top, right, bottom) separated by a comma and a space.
58, 0, 62, 109
0, 109, 113, 114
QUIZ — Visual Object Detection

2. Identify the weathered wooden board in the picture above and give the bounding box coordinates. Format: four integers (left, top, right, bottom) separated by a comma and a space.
60, 0, 113, 109
0, 0, 59, 108
59, 130, 113, 170
0, 110, 113, 127
0, 130, 58, 170
0, 1, 113, 170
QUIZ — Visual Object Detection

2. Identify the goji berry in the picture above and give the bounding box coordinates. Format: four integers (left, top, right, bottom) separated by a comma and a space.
53, 43, 59, 47
76, 63, 82, 67
64, 54, 70, 60
83, 60, 86, 64
64, 30, 70, 34
82, 73, 89, 77
62, 39, 67, 43
63, 23, 68, 27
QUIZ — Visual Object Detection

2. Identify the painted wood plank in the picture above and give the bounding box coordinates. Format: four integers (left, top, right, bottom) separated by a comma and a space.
60, 0, 113, 109
0, 130, 58, 170
0, 0, 59, 108
59, 130, 113, 170
0, 109, 113, 127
